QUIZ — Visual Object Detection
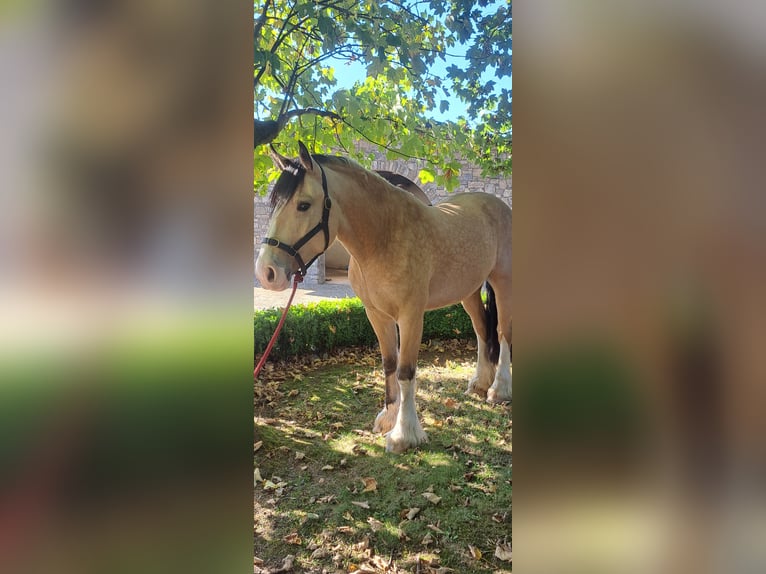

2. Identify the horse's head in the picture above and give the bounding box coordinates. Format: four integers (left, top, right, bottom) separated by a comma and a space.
256, 141, 337, 290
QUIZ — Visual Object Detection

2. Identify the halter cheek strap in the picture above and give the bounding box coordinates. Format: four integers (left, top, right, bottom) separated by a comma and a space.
261, 164, 332, 278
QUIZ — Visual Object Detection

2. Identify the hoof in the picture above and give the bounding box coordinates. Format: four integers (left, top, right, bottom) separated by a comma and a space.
385, 427, 428, 454
487, 372, 512, 404
373, 405, 397, 435
487, 387, 512, 404
465, 376, 490, 398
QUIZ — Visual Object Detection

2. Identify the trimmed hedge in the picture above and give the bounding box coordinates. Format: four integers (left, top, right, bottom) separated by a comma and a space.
254, 297, 475, 360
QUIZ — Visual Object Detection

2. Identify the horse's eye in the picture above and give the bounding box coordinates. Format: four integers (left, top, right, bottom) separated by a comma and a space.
297, 202, 311, 212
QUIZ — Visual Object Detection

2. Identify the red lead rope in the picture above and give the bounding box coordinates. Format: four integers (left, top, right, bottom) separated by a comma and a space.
254, 274, 303, 380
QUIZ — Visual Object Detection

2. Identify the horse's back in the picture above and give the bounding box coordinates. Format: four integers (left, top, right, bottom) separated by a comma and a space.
432, 192, 511, 240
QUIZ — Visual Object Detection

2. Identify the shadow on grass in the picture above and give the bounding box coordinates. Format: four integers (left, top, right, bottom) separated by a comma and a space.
255, 350, 512, 574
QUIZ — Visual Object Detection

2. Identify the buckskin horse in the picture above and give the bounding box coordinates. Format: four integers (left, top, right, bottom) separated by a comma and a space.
256, 142, 512, 453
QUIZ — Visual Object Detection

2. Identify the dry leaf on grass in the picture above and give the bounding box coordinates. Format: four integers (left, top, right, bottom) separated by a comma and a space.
495, 542, 513, 562
282, 532, 301, 545
254, 441, 263, 452
267, 555, 295, 573
360, 477, 378, 492
404, 507, 421, 520
254, 468, 263, 482
443, 397, 458, 409
351, 501, 371, 509
294, 451, 305, 460
421, 492, 442, 505
468, 544, 482, 560
367, 517, 384, 532
321, 465, 334, 471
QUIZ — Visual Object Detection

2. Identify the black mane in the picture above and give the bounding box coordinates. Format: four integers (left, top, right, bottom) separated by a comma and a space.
269, 158, 305, 211
268, 154, 352, 211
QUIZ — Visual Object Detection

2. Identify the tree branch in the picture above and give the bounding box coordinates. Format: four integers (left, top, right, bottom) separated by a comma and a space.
253, 0, 272, 40
254, 108, 342, 148
284, 108, 342, 122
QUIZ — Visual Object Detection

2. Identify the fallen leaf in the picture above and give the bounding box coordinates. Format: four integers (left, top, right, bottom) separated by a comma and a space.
422, 492, 442, 505
468, 545, 482, 560
492, 512, 507, 523
253, 556, 263, 566
337, 525, 354, 534
360, 477, 378, 492
495, 542, 513, 562
443, 398, 458, 409
343, 511, 354, 521
351, 501, 370, 509
282, 532, 302, 545
421, 532, 433, 546
427, 523, 445, 534
295, 451, 305, 460
300, 512, 320, 524
267, 555, 295, 573
405, 507, 421, 520
254, 441, 263, 452
321, 465, 334, 471
287, 389, 299, 397
367, 517, 384, 532
254, 468, 263, 482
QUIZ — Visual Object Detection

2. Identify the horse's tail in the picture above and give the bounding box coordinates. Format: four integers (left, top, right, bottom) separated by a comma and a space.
485, 281, 500, 365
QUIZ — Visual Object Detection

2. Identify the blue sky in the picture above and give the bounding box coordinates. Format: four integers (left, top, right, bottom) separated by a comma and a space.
328, 1, 511, 123
330, 52, 511, 124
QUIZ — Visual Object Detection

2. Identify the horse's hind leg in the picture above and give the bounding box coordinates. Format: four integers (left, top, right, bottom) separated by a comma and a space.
488, 280, 512, 404
386, 312, 428, 453
365, 307, 400, 435
461, 287, 497, 397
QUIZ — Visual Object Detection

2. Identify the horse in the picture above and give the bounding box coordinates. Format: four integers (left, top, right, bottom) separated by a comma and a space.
255, 142, 512, 453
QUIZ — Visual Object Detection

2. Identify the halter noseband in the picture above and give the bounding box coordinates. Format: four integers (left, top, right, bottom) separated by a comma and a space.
261, 164, 332, 278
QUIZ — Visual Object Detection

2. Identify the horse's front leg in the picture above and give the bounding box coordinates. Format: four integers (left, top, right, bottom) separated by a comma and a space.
365, 307, 399, 434
386, 313, 428, 454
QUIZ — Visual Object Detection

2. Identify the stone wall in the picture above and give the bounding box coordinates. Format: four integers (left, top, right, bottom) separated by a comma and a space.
254, 148, 512, 285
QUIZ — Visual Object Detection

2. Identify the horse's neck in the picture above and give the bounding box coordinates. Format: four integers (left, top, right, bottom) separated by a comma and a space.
331, 169, 411, 262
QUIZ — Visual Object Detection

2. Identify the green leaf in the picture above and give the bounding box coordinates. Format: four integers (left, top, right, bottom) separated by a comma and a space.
418, 168, 435, 184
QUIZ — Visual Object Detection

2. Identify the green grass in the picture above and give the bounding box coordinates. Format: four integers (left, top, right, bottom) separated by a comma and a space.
255, 341, 512, 573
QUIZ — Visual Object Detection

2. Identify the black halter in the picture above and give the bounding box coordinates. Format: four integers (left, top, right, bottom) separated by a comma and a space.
261, 164, 332, 278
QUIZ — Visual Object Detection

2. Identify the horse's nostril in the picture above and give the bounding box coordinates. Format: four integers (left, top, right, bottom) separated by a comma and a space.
266, 266, 276, 283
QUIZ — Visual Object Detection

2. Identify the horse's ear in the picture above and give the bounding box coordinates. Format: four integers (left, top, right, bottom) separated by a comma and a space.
297, 141, 314, 172
268, 144, 289, 171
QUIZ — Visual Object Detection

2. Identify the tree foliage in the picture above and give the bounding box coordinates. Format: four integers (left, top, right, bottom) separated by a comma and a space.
254, 0, 512, 192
